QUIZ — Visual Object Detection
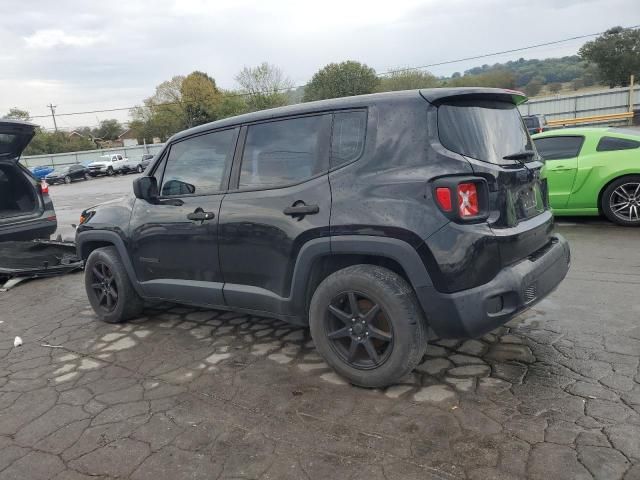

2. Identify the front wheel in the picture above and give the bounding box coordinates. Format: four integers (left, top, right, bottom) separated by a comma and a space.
309, 265, 427, 388
601, 176, 640, 226
64, 175, 72, 184
84, 172, 91, 181
85, 246, 144, 323
106, 167, 114, 176
136, 165, 143, 173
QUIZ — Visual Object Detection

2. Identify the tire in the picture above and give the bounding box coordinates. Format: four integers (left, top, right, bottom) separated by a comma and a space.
136, 165, 143, 173
106, 167, 114, 176
84, 172, 91, 181
64, 175, 72, 184
309, 265, 428, 388
84, 246, 144, 323
601, 175, 640, 227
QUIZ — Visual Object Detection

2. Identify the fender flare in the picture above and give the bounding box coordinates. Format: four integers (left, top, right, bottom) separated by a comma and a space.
288, 235, 434, 316
76, 230, 145, 297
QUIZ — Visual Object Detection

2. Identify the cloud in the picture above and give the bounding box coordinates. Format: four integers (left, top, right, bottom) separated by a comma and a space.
0, 0, 637, 130
24, 29, 104, 49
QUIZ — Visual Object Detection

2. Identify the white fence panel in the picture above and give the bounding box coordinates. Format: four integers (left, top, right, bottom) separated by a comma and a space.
21, 143, 166, 168
518, 86, 639, 126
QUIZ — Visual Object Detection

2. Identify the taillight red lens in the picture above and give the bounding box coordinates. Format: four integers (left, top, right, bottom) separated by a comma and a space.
40, 180, 49, 195
457, 182, 479, 217
435, 187, 453, 212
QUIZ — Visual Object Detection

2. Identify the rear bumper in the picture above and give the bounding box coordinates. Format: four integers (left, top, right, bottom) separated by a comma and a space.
0, 216, 57, 242
417, 234, 570, 339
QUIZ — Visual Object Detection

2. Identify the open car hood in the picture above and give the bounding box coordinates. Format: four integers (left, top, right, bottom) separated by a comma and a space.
0, 120, 36, 161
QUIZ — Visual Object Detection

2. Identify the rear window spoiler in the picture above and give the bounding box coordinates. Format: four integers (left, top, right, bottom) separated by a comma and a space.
420, 88, 527, 106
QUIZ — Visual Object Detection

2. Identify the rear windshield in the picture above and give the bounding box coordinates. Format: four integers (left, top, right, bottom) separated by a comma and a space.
523, 117, 538, 128
0, 133, 19, 158
438, 100, 533, 165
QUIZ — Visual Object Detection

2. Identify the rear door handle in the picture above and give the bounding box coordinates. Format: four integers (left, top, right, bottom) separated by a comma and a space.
187, 208, 215, 221
283, 204, 320, 216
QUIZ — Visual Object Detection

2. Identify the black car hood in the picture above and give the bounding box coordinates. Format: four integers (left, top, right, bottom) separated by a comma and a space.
0, 120, 37, 161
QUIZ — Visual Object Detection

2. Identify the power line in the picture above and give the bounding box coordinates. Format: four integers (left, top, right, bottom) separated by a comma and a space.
24, 24, 640, 121
378, 26, 640, 76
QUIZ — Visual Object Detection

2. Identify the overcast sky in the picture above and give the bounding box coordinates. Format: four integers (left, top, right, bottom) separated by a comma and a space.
1, 0, 638, 130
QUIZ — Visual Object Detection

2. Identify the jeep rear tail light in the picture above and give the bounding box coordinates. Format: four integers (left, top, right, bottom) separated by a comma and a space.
40, 180, 49, 195
433, 177, 488, 223
435, 187, 453, 212
457, 182, 479, 217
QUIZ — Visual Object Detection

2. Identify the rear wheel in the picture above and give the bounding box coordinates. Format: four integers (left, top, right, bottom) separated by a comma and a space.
64, 175, 71, 184
309, 265, 427, 388
601, 176, 640, 226
85, 246, 143, 323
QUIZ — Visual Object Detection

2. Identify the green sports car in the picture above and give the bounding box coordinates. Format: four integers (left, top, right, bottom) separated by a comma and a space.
532, 127, 640, 226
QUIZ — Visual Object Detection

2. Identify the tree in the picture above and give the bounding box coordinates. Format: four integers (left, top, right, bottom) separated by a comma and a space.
214, 91, 248, 119
24, 129, 95, 155
579, 26, 640, 87
2, 108, 30, 121
449, 69, 515, 89
524, 78, 544, 97
93, 119, 123, 140
303, 61, 379, 102
548, 82, 563, 94
235, 62, 293, 111
181, 71, 222, 127
377, 69, 439, 92
571, 78, 585, 90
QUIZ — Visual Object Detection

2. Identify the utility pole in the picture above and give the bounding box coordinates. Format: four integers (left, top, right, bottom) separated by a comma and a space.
47, 103, 58, 132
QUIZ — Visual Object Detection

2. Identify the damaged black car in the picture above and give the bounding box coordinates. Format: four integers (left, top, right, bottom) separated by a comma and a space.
0, 120, 57, 241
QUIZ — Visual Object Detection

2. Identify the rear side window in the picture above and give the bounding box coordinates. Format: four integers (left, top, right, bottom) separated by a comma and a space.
438, 100, 532, 165
331, 111, 367, 168
533, 136, 584, 160
596, 136, 640, 152
239, 115, 330, 188
161, 128, 237, 196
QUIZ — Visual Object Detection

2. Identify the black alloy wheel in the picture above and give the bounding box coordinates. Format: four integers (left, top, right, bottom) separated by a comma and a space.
324, 290, 394, 369
90, 261, 119, 313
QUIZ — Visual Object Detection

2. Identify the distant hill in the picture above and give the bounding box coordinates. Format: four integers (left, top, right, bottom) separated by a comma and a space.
452, 55, 598, 88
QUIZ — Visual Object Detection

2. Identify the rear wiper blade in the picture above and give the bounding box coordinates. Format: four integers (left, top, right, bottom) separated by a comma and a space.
503, 150, 536, 161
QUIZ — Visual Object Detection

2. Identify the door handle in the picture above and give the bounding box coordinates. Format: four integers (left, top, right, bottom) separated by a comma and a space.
283, 204, 320, 217
187, 208, 215, 221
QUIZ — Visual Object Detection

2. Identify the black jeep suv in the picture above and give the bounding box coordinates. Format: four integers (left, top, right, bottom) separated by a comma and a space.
77, 88, 570, 387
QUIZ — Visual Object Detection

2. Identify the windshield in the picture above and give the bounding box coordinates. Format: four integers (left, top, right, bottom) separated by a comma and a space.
0, 133, 20, 158
438, 100, 533, 165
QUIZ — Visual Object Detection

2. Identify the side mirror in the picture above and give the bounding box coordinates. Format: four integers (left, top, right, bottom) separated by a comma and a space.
133, 176, 158, 203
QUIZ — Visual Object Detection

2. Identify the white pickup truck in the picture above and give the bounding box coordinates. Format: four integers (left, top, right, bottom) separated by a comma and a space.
87, 154, 128, 176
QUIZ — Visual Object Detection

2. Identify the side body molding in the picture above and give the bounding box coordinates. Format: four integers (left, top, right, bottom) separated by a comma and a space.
221, 235, 435, 323
78, 231, 433, 324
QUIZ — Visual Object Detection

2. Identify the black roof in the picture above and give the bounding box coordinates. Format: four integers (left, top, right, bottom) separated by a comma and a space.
170, 87, 527, 143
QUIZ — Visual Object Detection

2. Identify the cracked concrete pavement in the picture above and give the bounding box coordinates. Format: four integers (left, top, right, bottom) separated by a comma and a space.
0, 178, 638, 479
